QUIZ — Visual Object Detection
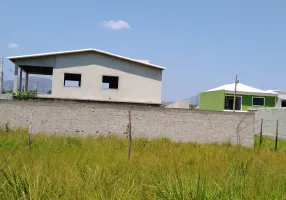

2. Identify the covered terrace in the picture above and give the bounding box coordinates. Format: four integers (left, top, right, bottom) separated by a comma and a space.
7, 55, 54, 92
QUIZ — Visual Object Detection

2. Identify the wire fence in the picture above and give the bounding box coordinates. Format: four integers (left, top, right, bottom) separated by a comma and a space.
255, 116, 286, 150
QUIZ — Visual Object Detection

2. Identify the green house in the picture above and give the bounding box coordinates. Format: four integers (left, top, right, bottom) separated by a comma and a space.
200, 83, 278, 111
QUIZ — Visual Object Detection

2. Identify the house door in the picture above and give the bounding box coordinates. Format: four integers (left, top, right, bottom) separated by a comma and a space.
224, 96, 242, 111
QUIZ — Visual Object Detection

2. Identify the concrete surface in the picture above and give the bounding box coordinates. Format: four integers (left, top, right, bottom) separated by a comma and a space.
165, 99, 190, 109
0, 100, 255, 147
0, 94, 12, 100
254, 108, 286, 139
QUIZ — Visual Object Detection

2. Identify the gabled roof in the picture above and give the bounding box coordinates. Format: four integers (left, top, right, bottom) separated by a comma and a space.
206, 83, 278, 96
7, 48, 166, 70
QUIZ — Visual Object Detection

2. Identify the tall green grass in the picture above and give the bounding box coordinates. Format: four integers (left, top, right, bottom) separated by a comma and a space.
254, 135, 286, 151
1, 129, 286, 199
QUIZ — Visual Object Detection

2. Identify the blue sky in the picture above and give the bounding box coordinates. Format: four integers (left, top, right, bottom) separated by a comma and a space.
1, 0, 286, 101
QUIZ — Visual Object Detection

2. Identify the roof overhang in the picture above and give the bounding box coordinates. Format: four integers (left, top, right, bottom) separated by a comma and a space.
278, 95, 286, 100
20, 65, 53, 75
225, 90, 278, 97
7, 48, 166, 70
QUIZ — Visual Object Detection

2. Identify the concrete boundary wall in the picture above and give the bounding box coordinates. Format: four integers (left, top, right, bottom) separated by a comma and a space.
254, 108, 286, 139
0, 100, 255, 147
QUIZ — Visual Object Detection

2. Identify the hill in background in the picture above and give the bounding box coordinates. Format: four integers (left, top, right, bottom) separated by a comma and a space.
4, 76, 52, 93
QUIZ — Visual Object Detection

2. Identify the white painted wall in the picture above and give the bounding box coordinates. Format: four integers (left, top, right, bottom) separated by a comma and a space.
273, 91, 286, 107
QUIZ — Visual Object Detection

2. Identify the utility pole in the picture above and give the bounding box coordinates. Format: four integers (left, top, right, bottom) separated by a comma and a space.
233, 75, 238, 113
0, 58, 3, 94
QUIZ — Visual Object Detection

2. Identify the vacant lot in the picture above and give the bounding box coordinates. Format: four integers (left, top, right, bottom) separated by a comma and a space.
1, 130, 286, 199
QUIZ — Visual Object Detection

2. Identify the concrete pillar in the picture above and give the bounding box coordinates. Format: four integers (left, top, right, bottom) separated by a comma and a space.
13, 65, 19, 92
34, 80, 38, 91
19, 69, 23, 91
277, 97, 281, 107
24, 73, 29, 92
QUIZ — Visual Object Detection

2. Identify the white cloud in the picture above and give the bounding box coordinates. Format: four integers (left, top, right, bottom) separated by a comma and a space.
8, 43, 19, 48
101, 20, 131, 30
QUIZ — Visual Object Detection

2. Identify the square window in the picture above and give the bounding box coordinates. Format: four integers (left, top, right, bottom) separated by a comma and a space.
102, 76, 119, 89
64, 73, 81, 87
252, 97, 265, 106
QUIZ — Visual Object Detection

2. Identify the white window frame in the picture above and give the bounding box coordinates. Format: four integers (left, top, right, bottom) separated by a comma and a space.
224, 95, 243, 111
252, 97, 265, 106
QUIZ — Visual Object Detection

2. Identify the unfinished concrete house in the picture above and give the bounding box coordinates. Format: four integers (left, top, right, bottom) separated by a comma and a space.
7, 49, 165, 104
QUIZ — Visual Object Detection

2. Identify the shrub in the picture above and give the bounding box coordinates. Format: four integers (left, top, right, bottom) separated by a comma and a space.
189, 104, 198, 110
2, 90, 13, 94
12, 90, 37, 100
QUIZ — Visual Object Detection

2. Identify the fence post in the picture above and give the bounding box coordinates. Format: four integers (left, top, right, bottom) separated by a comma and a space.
28, 113, 33, 149
259, 118, 263, 147
128, 110, 132, 160
275, 120, 279, 151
